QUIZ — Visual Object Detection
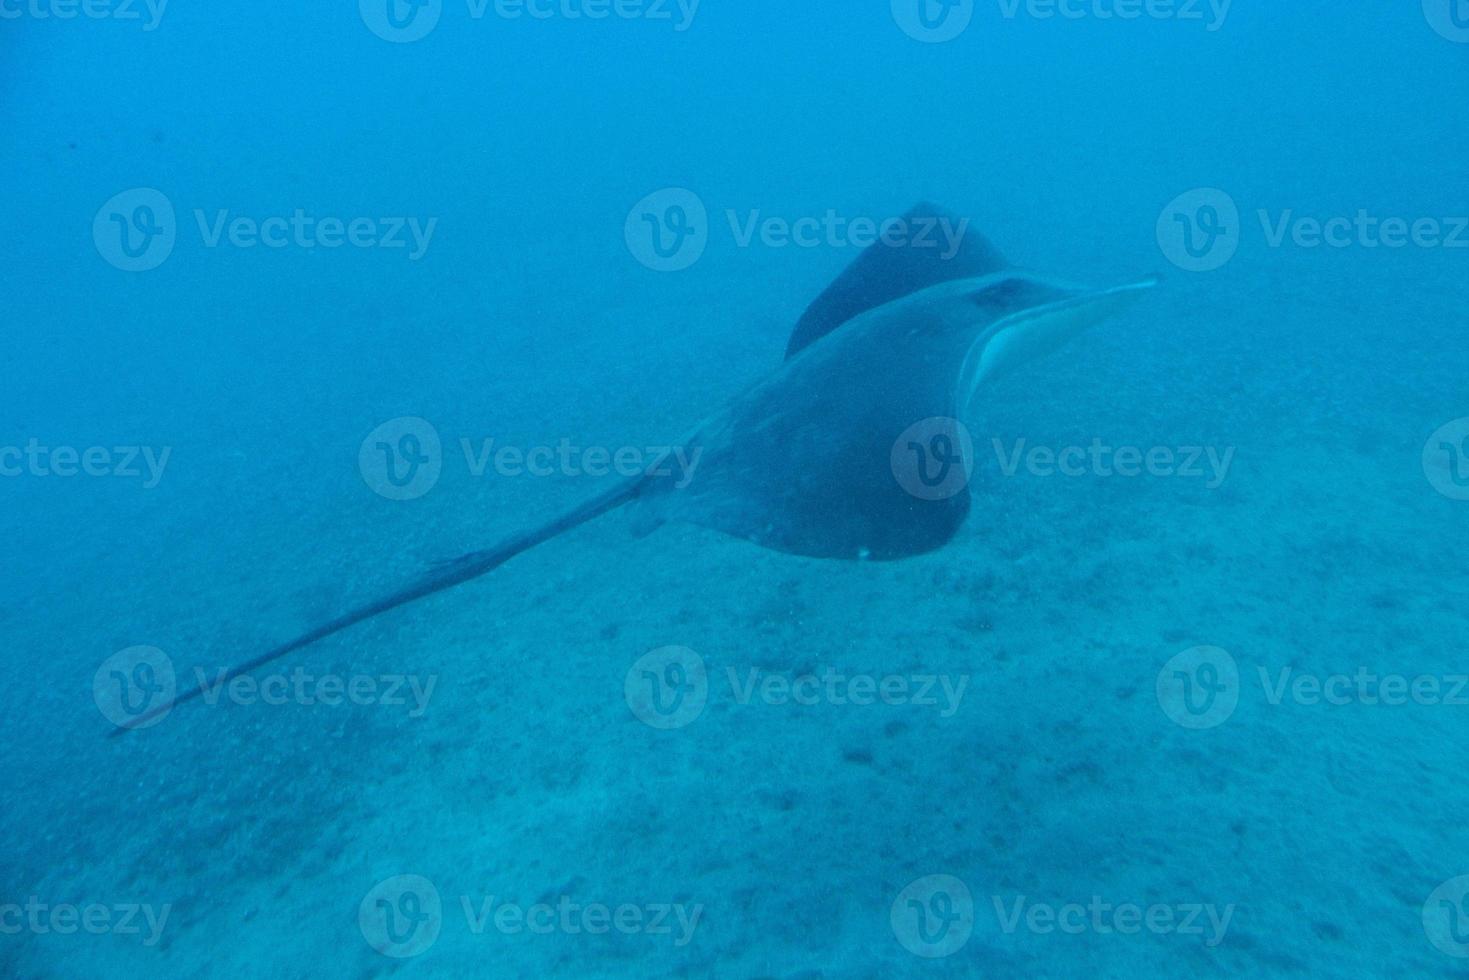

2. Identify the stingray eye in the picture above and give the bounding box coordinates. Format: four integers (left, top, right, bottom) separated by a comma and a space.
968, 278, 1028, 309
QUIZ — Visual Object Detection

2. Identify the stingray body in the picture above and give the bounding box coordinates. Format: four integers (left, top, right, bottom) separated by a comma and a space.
113, 203, 1155, 733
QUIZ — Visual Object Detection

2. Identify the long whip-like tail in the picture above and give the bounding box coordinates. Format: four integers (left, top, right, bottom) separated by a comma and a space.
109, 479, 643, 736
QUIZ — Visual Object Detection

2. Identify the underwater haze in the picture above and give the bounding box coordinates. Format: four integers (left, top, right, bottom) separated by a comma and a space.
3, 1, 1468, 976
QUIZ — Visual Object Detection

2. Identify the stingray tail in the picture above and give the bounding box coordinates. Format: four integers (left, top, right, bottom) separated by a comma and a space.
108, 479, 643, 737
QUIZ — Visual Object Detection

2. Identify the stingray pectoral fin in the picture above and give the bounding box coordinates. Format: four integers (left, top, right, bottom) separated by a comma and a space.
107, 479, 643, 736
967, 275, 1160, 391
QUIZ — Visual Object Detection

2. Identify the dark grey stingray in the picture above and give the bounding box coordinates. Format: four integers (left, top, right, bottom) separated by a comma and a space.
113, 203, 1156, 733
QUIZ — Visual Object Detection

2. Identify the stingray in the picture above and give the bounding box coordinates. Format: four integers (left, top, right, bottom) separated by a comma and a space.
113, 202, 1155, 733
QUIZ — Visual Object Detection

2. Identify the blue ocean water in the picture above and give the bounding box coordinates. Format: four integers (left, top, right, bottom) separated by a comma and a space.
3, 2, 1468, 976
